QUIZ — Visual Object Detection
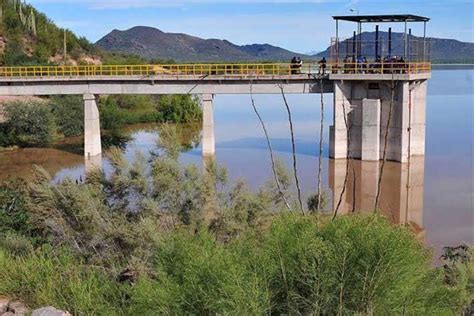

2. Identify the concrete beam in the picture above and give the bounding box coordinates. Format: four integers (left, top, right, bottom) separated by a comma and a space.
0, 78, 333, 96
83, 94, 102, 170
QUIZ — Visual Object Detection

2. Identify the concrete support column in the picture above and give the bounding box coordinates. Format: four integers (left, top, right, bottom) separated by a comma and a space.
408, 81, 427, 157
361, 99, 381, 161
84, 94, 102, 170
331, 80, 427, 163
329, 81, 351, 159
201, 94, 215, 157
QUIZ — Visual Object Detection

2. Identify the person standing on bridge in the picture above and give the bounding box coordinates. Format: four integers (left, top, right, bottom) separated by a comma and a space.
291, 56, 298, 74
318, 57, 327, 75
297, 57, 303, 74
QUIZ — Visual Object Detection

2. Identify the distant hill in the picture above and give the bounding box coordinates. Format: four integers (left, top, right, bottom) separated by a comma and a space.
314, 31, 474, 64
95, 26, 308, 62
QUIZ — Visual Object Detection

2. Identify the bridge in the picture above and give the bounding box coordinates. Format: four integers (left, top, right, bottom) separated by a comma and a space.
0, 14, 432, 172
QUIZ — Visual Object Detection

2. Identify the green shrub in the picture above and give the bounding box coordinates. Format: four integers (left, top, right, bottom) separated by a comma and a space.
157, 95, 202, 123
249, 214, 465, 315
0, 182, 35, 239
0, 246, 124, 314
129, 230, 271, 315
0, 101, 55, 146
50, 96, 84, 137
99, 97, 126, 131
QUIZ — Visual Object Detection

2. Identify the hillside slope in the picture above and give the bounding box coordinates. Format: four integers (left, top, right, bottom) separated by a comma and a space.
314, 31, 474, 63
95, 26, 307, 62
0, 0, 100, 66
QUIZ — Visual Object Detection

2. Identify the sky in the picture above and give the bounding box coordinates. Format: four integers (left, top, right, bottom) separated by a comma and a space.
28, 0, 474, 54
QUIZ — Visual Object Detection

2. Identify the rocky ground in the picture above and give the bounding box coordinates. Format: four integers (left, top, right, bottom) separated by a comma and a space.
0, 298, 70, 316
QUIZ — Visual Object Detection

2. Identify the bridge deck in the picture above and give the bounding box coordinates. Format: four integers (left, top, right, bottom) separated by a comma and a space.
0, 63, 430, 96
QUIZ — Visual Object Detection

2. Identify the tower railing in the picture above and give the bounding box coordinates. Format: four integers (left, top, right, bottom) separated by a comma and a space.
329, 37, 431, 75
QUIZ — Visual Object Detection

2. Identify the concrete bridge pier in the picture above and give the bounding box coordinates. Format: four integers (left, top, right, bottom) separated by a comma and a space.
83, 94, 102, 171
201, 94, 215, 159
329, 80, 427, 163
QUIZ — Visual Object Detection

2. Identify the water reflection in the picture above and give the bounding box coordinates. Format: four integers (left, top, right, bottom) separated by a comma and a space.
329, 157, 425, 240
0, 148, 83, 182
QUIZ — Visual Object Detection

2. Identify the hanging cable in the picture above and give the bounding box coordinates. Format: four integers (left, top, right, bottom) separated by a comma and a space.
250, 82, 292, 212
316, 78, 325, 212
374, 74, 396, 212
279, 84, 305, 214
332, 92, 352, 220
405, 84, 414, 223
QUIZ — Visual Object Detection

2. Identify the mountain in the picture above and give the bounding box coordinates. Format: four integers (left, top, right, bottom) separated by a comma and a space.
95, 26, 307, 62
313, 31, 474, 63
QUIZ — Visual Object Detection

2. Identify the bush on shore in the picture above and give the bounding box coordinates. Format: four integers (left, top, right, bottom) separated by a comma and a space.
0, 94, 202, 148
0, 101, 55, 147
0, 146, 470, 314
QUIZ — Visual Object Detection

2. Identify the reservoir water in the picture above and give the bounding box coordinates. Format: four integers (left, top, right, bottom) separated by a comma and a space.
1, 68, 472, 259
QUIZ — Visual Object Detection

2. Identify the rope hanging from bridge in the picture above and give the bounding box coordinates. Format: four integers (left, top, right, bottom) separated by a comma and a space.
332, 92, 352, 220
374, 73, 396, 212
279, 84, 305, 215
249, 82, 292, 212
315, 78, 325, 213
404, 84, 414, 223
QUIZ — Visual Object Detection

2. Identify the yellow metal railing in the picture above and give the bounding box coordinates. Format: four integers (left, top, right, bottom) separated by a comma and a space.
0, 62, 430, 78
0, 64, 302, 78
329, 62, 431, 75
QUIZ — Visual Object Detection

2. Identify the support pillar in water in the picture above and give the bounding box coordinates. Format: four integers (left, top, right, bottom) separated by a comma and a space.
329, 80, 427, 163
201, 94, 215, 158
84, 94, 102, 171
361, 98, 381, 161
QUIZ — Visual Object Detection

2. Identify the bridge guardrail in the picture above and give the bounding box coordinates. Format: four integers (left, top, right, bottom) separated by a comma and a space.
0, 62, 430, 78
0, 64, 302, 78
329, 62, 431, 75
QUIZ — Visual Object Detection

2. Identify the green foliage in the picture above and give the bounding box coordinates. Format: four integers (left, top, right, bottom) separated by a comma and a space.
129, 230, 271, 315
0, 140, 468, 314
0, 181, 37, 241
0, 100, 55, 146
440, 245, 474, 312
50, 95, 84, 137
158, 94, 203, 123
0, 1, 97, 66
100, 52, 148, 65
0, 246, 124, 314
251, 214, 464, 315
99, 97, 126, 131
306, 191, 329, 212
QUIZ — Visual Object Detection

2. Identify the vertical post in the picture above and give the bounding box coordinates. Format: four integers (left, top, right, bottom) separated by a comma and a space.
423, 21, 427, 63
388, 27, 392, 57
201, 94, 215, 158
84, 94, 102, 171
375, 25, 379, 61
408, 28, 412, 63
404, 20, 408, 59
335, 20, 339, 64
358, 22, 362, 58
352, 30, 356, 61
